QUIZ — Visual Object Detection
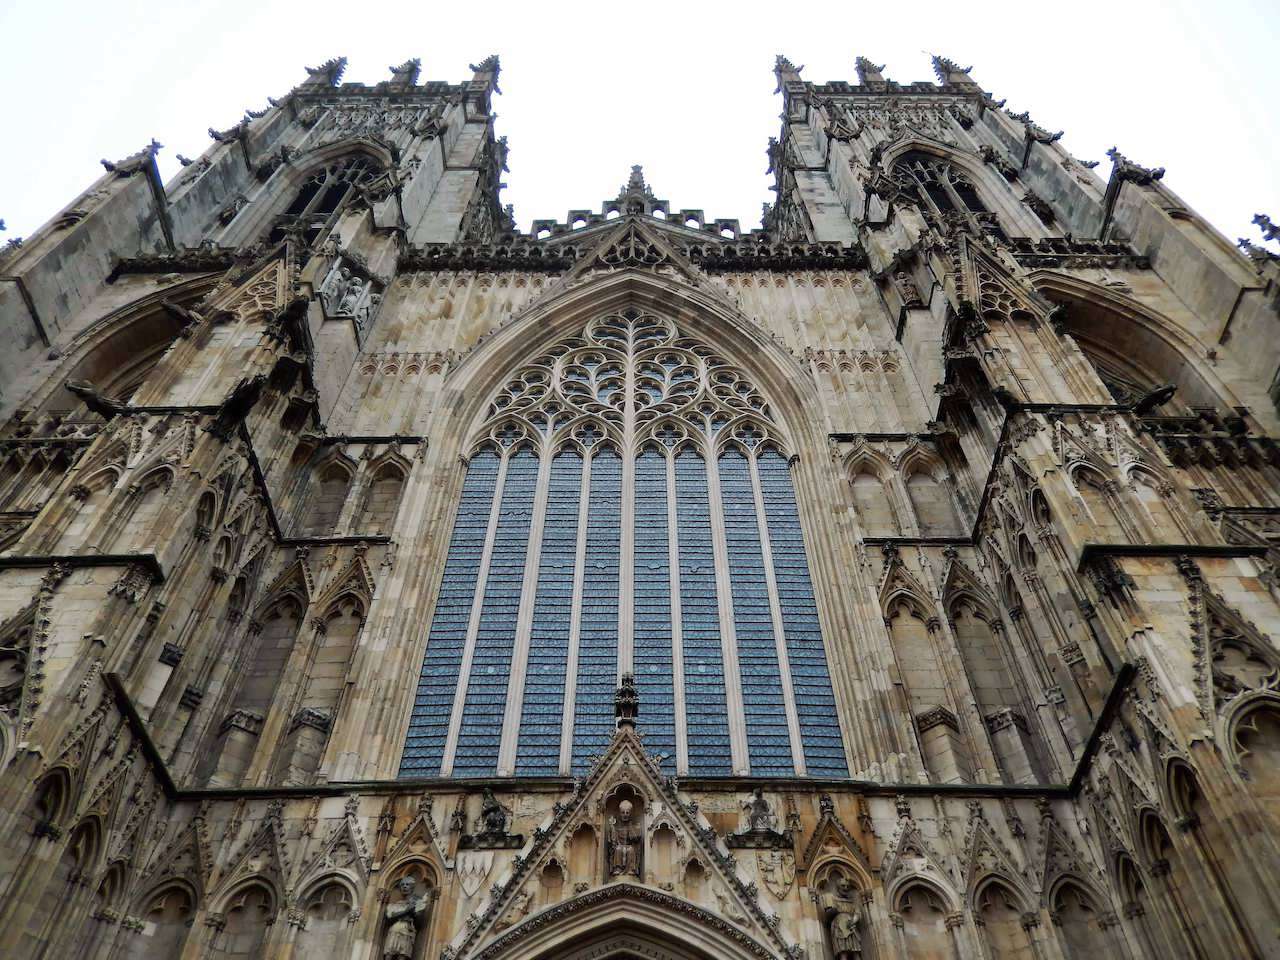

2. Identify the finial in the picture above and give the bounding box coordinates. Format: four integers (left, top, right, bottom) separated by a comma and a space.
930, 54, 973, 86
303, 57, 347, 87
773, 54, 803, 93
615, 672, 639, 729
855, 57, 886, 84
1255, 213, 1279, 245
389, 58, 421, 88
617, 164, 654, 203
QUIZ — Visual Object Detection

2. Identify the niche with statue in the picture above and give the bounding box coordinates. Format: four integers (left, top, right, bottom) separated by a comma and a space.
812, 862, 874, 960
377, 862, 437, 960
602, 783, 645, 881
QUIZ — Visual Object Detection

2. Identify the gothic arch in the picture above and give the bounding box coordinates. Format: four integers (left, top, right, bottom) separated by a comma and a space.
17, 275, 214, 415
881, 139, 1029, 236
468, 884, 783, 960
1032, 273, 1240, 412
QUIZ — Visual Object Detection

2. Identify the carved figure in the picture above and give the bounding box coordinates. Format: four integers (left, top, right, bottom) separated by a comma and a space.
65, 379, 127, 419
337, 275, 364, 315
824, 876, 863, 959
606, 799, 641, 877
382, 877, 428, 960
745, 788, 776, 833
480, 787, 507, 836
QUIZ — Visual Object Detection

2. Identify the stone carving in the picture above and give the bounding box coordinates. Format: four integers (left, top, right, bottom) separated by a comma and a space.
382, 876, 429, 960
460, 788, 523, 849
821, 876, 864, 958
606, 800, 641, 877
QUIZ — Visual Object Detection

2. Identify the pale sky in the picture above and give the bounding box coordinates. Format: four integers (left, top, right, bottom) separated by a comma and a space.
2, 0, 1278, 252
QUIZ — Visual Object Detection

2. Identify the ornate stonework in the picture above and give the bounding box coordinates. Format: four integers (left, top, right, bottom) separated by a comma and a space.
0, 52, 1279, 960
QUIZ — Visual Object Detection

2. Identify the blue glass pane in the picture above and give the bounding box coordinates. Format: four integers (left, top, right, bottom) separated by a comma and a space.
757, 451, 848, 776
515, 452, 582, 774
634, 449, 676, 771
675, 452, 732, 775
572, 449, 621, 772
453, 449, 539, 777
400, 451, 499, 776
719, 451, 792, 775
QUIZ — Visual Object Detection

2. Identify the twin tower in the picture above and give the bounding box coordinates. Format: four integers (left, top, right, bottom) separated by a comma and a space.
0, 51, 1279, 959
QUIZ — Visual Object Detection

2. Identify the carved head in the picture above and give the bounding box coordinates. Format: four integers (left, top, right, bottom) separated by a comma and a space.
618, 800, 633, 823
396, 876, 417, 897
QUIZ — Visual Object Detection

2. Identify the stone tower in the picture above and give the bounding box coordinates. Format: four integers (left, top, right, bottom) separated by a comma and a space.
1, 50, 1279, 959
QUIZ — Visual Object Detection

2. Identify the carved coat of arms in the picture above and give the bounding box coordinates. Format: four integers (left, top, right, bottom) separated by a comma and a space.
456, 850, 494, 898
756, 848, 796, 899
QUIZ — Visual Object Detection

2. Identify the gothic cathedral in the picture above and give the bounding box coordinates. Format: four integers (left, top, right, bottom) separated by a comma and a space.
2, 52, 1280, 959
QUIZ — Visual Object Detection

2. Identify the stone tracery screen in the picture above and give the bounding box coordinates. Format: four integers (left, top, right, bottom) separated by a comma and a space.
400, 308, 848, 778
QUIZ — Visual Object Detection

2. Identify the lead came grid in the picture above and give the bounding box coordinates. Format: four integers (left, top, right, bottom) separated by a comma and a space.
401, 309, 848, 779
675, 451, 733, 773
757, 451, 849, 776
399, 451, 499, 776
514, 452, 582, 774
719, 450, 794, 774
453, 447, 538, 776
634, 448, 676, 770
572, 449, 622, 772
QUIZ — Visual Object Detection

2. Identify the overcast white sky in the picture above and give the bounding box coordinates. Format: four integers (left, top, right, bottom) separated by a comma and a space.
2, 0, 1278, 250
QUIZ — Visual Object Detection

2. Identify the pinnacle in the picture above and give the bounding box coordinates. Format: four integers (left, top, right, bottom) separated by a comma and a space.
617, 164, 654, 200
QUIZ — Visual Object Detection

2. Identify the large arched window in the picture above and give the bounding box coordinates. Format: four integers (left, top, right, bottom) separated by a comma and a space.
892, 152, 1005, 239
400, 308, 847, 779
267, 154, 382, 245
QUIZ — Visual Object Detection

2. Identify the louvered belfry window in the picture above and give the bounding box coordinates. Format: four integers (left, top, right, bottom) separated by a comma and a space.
400, 308, 848, 778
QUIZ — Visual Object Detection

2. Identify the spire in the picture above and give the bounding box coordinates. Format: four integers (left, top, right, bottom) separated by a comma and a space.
773, 54, 803, 92
301, 57, 347, 88
855, 57, 886, 85
388, 57, 421, 89
614, 164, 656, 214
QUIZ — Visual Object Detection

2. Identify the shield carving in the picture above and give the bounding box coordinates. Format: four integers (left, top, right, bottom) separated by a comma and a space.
756, 848, 796, 899
457, 850, 494, 898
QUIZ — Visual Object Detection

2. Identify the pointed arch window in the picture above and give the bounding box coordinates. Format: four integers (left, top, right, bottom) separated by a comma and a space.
892, 153, 1004, 240
268, 154, 382, 246
400, 309, 848, 779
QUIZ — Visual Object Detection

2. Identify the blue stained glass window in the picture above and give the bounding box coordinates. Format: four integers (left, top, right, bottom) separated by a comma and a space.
515, 452, 582, 775
572, 449, 621, 772
452, 448, 539, 777
719, 450, 793, 775
633, 449, 676, 771
400, 450, 500, 776
675, 451, 732, 774
757, 451, 848, 775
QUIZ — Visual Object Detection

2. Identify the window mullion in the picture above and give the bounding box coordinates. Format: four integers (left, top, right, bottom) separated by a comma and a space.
558, 453, 592, 775
666, 451, 689, 775
704, 448, 750, 775
440, 452, 510, 777
619, 354, 636, 678
496, 445, 552, 775
748, 452, 806, 775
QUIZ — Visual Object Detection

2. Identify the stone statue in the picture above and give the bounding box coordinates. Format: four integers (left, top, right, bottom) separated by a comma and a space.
480, 787, 507, 836
606, 799, 641, 877
823, 876, 863, 959
745, 788, 776, 833
382, 876, 428, 960
338, 276, 365, 315
322, 266, 350, 311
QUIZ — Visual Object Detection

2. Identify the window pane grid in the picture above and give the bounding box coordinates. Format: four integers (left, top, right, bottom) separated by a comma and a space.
757, 452, 848, 775
676, 452, 733, 774
515, 452, 582, 774
634, 450, 676, 770
452, 448, 538, 777
572, 450, 621, 772
400, 451, 500, 776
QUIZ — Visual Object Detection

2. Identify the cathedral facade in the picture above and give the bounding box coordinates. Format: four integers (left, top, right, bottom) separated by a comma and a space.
1, 51, 1279, 958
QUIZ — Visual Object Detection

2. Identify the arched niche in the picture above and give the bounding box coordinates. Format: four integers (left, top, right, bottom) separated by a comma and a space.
210, 881, 276, 959
1033, 276, 1239, 414
848, 464, 900, 536
812, 860, 875, 959
293, 877, 358, 959
1049, 878, 1116, 954
302, 460, 354, 536
972, 877, 1036, 959
120, 881, 196, 960
904, 469, 962, 536
892, 880, 953, 958
1231, 698, 1280, 829
361, 460, 407, 535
